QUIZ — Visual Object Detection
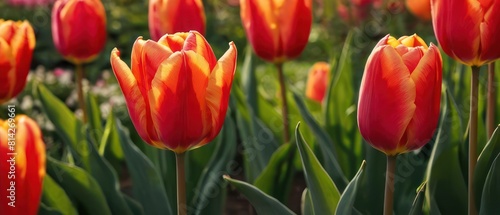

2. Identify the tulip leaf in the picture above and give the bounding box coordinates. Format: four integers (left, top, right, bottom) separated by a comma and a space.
335, 160, 366, 215
190, 115, 237, 215
408, 182, 427, 215
86, 93, 103, 147
293, 92, 348, 190
479, 153, 500, 215
354, 145, 385, 214
46, 157, 112, 215
123, 194, 145, 215
40, 174, 77, 215
474, 125, 500, 207
254, 142, 295, 203
36, 84, 86, 166
425, 89, 467, 215
295, 123, 341, 214
116, 120, 173, 215
240, 45, 258, 113
301, 188, 314, 215
224, 176, 296, 215
39, 203, 64, 215
99, 110, 125, 173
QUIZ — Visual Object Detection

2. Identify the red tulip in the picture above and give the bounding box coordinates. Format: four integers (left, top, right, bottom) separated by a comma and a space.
357, 34, 442, 155
0, 20, 35, 104
51, 0, 107, 64
0, 115, 46, 215
111, 31, 237, 153
406, 0, 431, 21
305, 62, 330, 103
240, 0, 312, 63
431, 0, 500, 66
149, 0, 205, 41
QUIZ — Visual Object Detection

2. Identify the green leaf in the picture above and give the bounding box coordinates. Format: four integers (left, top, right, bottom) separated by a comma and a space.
409, 182, 426, 215
254, 143, 295, 203
86, 93, 103, 147
99, 110, 125, 173
40, 175, 77, 215
117, 120, 173, 215
301, 188, 314, 215
241, 45, 258, 113
46, 157, 112, 215
191, 116, 237, 215
39, 203, 63, 215
425, 89, 467, 215
474, 125, 500, 207
479, 153, 500, 215
293, 92, 348, 190
335, 161, 366, 215
224, 176, 296, 215
295, 123, 341, 214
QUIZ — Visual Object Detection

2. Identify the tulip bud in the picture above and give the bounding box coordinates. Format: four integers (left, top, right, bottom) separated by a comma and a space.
357, 34, 442, 155
111, 31, 237, 153
240, 0, 312, 63
0, 115, 46, 215
305, 62, 330, 103
406, 0, 431, 21
431, 0, 500, 66
148, 0, 206, 41
0, 20, 35, 104
51, 0, 107, 65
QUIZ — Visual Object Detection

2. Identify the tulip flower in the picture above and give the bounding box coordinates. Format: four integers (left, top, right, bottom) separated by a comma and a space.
431, 0, 500, 66
240, 0, 312, 63
110, 31, 237, 153
0, 115, 46, 215
51, 0, 107, 64
305, 62, 330, 103
406, 0, 431, 21
337, 0, 381, 25
0, 20, 35, 104
149, 0, 206, 41
358, 34, 442, 156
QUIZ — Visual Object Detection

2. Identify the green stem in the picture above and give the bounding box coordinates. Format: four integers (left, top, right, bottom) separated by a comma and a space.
76, 63, 87, 123
276, 63, 290, 144
487, 62, 496, 139
469, 66, 480, 215
176, 152, 186, 215
384, 155, 397, 215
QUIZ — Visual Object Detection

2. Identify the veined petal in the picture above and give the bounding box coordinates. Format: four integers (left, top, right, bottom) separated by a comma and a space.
406, 44, 442, 150
182, 31, 217, 69
431, 0, 482, 65
200, 42, 237, 146
240, 0, 279, 62
110, 48, 159, 145
149, 51, 211, 153
358, 45, 416, 155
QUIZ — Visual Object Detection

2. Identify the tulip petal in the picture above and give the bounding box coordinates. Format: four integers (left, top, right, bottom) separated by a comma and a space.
0, 38, 15, 102
431, 0, 482, 65
9, 21, 34, 101
401, 47, 424, 73
182, 31, 217, 69
240, 0, 279, 61
406, 45, 442, 150
157, 32, 189, 52
479, 0, 500, 63
358, 45, 416, 155
200, 42, 237, 145
150, 51, 211, 153
110, 48, 160, 146
280, 0, 312, 61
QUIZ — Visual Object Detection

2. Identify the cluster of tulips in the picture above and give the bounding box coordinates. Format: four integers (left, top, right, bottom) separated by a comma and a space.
1, 0, 500, 214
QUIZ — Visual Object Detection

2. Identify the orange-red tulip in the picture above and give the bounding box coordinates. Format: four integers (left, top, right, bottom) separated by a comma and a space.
51, 0, 107, 64
111, 31, 237, 153
305, 62, 329, 103
431, 0, 500, 66
240, 0, 312, 63
0, 20, 35, 104
0, 115, 46, 215
149, 0, 206, 41
406, 0, 431, 21
357, 34, 442, 156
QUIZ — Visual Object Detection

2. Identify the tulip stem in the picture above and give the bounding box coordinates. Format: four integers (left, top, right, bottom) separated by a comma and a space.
487, 62, 496, 139
176, 152, 186, 215
383, 155, 396, 215
276, 63, 290, 144
75, 63, 87, 123
469, 66, 480, 215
